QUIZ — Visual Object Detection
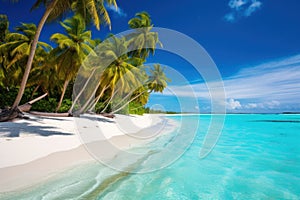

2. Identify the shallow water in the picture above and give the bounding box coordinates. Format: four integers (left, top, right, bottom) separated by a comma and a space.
1, 114, 300, 199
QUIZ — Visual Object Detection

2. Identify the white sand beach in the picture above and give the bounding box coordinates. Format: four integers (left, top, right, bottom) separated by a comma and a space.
0, 113, 177, 193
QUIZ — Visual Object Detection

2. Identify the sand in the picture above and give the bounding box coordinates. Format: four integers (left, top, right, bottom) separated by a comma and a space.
0, 113, 177, 193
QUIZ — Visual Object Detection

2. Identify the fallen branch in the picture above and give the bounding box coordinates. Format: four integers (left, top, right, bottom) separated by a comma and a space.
100, 113, 115, 119
0, 108, 23, 122
18, 93, 48, 112
0, 93, 48, 122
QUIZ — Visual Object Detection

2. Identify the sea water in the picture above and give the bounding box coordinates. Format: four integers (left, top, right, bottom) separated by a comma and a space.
1, 114, 300, 199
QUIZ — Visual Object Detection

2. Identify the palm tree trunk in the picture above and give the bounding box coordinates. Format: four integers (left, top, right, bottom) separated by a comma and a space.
56, 79, 69, 112
68, 68, 97, 113
111, 91, 146, 114
11, 0, 59, 110
75, 84, 99, 114
30, 85, 40, 99
111, 91, 134, 111
77, 84, 109, 114
100, 87, 120, 113
87, 85, 109, 112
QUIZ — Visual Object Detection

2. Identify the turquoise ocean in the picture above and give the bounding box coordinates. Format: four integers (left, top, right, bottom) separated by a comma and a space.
1, 114, 300, 199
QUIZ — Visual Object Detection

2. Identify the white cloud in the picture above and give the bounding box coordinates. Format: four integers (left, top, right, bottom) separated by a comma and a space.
245, 103, 260, 109
156, 54, 300, 111
244, 101, 280, 110
226, 98, 242, 110
106, 4, 127, 17
224, 0, 262, 22
266, 100, 280, 109
229, 0, 247, 9
245, 0, 262, 16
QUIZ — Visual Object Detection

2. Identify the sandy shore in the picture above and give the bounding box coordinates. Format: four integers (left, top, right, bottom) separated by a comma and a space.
0, 113, 177, 193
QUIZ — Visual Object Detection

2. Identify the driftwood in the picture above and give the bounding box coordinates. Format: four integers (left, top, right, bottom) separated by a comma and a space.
18, 93, 48, 112
29, 111, 72, 117
0, 108, 23, 122
0, 93, 48, 122
100, 113, 115, 119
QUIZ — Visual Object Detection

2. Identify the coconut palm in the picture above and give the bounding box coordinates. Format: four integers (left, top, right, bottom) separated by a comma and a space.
0, 23, 51, 87
27, 47, 57, 97
50, 14, 95, 112
113, 64, 170, 114
76, 35, 145, 113
147, 64, 170, 93
0, 23, 51, 68
10, 0, 118, 112
127, 12, 161, 59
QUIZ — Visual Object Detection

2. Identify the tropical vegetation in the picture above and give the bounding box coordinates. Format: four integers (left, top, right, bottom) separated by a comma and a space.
0, 2, 170, 121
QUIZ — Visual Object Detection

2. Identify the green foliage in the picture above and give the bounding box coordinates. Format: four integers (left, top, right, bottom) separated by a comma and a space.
0, 86, 33, 108
144, 107, 179, 114
147, 64, 171, 93
0, 87, 18, 108
94, 101, 106, 113
0, 14, 9, 44
58, 99, 72, 113
0, 10, 171, 114
128, 101, 146, 115
31, 98, 58, 112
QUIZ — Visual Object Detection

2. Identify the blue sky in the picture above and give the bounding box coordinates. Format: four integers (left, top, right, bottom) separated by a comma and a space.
1, 0, 300, 113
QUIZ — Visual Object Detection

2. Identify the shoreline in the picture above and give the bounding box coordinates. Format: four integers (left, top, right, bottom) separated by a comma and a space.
0, 113, 178, 193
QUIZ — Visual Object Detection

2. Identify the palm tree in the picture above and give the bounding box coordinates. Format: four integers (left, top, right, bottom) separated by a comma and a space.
27, 47, 56, 97
50, 14, 95, 112
0, 23, 51, 68
147, 64, 170, 93
113, 64, 170, 114
75, 35, 144, 114
0, 23, 51, 87
127, 12, 162, 59
10, 0, 118, 111
71, 0, 117, 30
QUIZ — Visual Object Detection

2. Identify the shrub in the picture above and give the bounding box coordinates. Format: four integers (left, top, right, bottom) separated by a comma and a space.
31, 98, 57, 112
58, 99, 72, 113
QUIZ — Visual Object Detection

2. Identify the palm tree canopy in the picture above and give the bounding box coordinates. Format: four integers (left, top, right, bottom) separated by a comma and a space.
147, 64, 170, 93
32, 0, 118, 30
0, 23, 52, 87
127, 12, 161, 59
97, 36, 144, 94
50, 14, 95, 81
0, 23, 51, 67
128, 12, 152, 29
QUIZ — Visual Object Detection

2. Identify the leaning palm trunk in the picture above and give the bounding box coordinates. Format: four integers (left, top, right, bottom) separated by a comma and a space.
30, 85, 40, 99
111, 91, 146, 114
77, 84, 109, 114
110, 90, 136, 111
68, 68, 97, 113
75, 82, 103, 114
12, 0, 59, 110
87, 85, 110, 112
56, 79, 70, 112
100, 87, 121, 113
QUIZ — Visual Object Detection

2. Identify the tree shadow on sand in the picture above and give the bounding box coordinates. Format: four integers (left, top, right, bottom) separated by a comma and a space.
0, 119, 73, 137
